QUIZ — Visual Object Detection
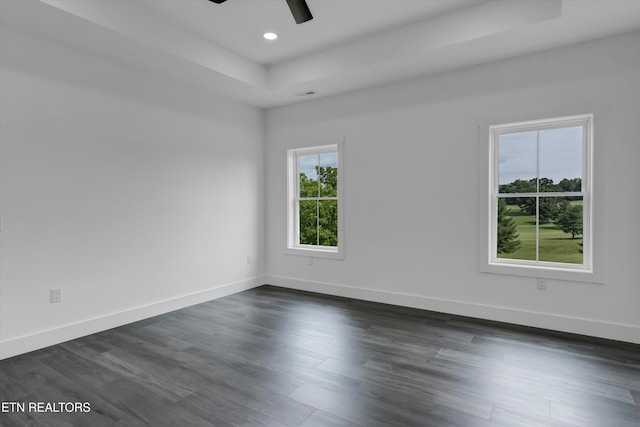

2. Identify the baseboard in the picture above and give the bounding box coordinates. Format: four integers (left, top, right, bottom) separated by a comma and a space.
265, 275, 640, 345
4, 275, 636, 360
0, 276, 264, 360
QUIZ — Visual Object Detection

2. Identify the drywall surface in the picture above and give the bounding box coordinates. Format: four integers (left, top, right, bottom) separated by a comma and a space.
265, 31, 640, 343
0, 27, 265, 358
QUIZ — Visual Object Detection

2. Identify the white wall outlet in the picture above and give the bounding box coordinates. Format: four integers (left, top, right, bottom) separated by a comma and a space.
247, 255, 252, 265
536, 278, 547, 291
50, 288, 63, 303
306, 257, 313, 265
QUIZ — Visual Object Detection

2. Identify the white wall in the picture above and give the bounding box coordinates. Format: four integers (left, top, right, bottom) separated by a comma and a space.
2, 24, 638, 361
265, 31, 640, 344
0, 28, 265, 358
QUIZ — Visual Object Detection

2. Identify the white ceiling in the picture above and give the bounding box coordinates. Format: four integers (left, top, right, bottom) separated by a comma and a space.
2, 0, 640, 108
144, 0, 482, 65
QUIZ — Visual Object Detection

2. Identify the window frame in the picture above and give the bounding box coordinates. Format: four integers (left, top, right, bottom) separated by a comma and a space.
484, 114, 596, 280
286, 142, 344, 259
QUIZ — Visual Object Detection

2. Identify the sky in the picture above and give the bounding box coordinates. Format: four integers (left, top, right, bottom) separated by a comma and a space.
299, 152, 338, 180
499, 126, 582, 185
298, 130, 580, 185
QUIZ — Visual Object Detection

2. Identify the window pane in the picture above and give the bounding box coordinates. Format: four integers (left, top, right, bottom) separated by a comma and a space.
539, 197, 583, 264
498, 131, 538, 193
539, 127, 582, 192
318, 200, 338, 246
319, 152, 338, 197
497, 197, 535, 261
299, 154, 319, 197
299, 200, 318, 245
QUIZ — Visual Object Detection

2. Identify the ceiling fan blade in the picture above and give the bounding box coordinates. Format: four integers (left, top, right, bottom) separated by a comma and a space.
208, 0, 227, 3
285, 0, 313, 24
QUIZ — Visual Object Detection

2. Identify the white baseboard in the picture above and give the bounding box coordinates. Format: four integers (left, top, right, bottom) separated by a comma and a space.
3, 275, 637, 360
265, 275, 640, 345
0, 277, 264, 360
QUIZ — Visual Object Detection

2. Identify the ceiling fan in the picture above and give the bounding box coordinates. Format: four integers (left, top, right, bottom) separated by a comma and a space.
208, 0, 313, 25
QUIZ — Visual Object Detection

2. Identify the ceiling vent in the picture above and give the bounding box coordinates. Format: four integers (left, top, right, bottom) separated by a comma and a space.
296, 90, 317, 97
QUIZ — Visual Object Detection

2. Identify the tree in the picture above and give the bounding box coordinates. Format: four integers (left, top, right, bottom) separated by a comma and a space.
518, 198, 536, 216
317, 166, 337, 197
518, 197, 559, 224
539, 198, 560, 223
558, 177, 581, 193
299, 172, 318, 197
497, 199, 521, 253
318, 200, 338, 246
513, 178, 558, 222
538, 177, 557, 192
298, 166, 338, 246
555, 202, 583, 239
500, 178, 537, 206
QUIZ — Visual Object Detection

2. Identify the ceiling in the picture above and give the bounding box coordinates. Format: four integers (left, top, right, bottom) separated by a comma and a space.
2, 0, 640, 108
144, 0, 483, 65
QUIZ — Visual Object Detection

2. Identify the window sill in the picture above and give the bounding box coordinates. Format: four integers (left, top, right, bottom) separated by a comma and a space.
285, 246, 344, 260
481, 261, 603, 284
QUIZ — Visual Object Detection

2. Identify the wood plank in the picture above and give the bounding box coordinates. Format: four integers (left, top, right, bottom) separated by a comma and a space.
1, 285, 639, 426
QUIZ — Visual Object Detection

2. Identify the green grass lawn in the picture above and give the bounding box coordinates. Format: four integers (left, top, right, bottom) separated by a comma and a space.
498, 204, 583, 264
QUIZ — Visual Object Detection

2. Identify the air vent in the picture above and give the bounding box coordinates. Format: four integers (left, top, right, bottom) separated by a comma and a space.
296, 90, 317, 97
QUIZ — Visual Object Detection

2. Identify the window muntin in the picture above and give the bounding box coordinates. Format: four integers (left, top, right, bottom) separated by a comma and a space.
287, 144, 343, 258
490, 115, 592, 272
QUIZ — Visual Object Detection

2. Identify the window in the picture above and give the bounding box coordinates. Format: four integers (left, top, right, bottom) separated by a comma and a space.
287, 143, 344, 258
488, 114, 592, 273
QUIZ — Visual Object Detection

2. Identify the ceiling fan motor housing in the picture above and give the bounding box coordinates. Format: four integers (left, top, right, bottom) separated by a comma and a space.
207, 0, 313, 24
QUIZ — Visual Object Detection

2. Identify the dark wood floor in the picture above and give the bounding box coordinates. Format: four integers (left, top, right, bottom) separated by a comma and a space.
1, 285, 639, 426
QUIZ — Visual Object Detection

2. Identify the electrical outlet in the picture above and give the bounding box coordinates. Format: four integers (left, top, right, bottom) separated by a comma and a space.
306, 257, 313, 266
247, 255, 252, 265
536, 278, 547, 291
50, 288, 62, 303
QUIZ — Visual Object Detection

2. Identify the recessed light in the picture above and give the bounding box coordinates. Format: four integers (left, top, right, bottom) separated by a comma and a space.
263, 32, 278, 41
